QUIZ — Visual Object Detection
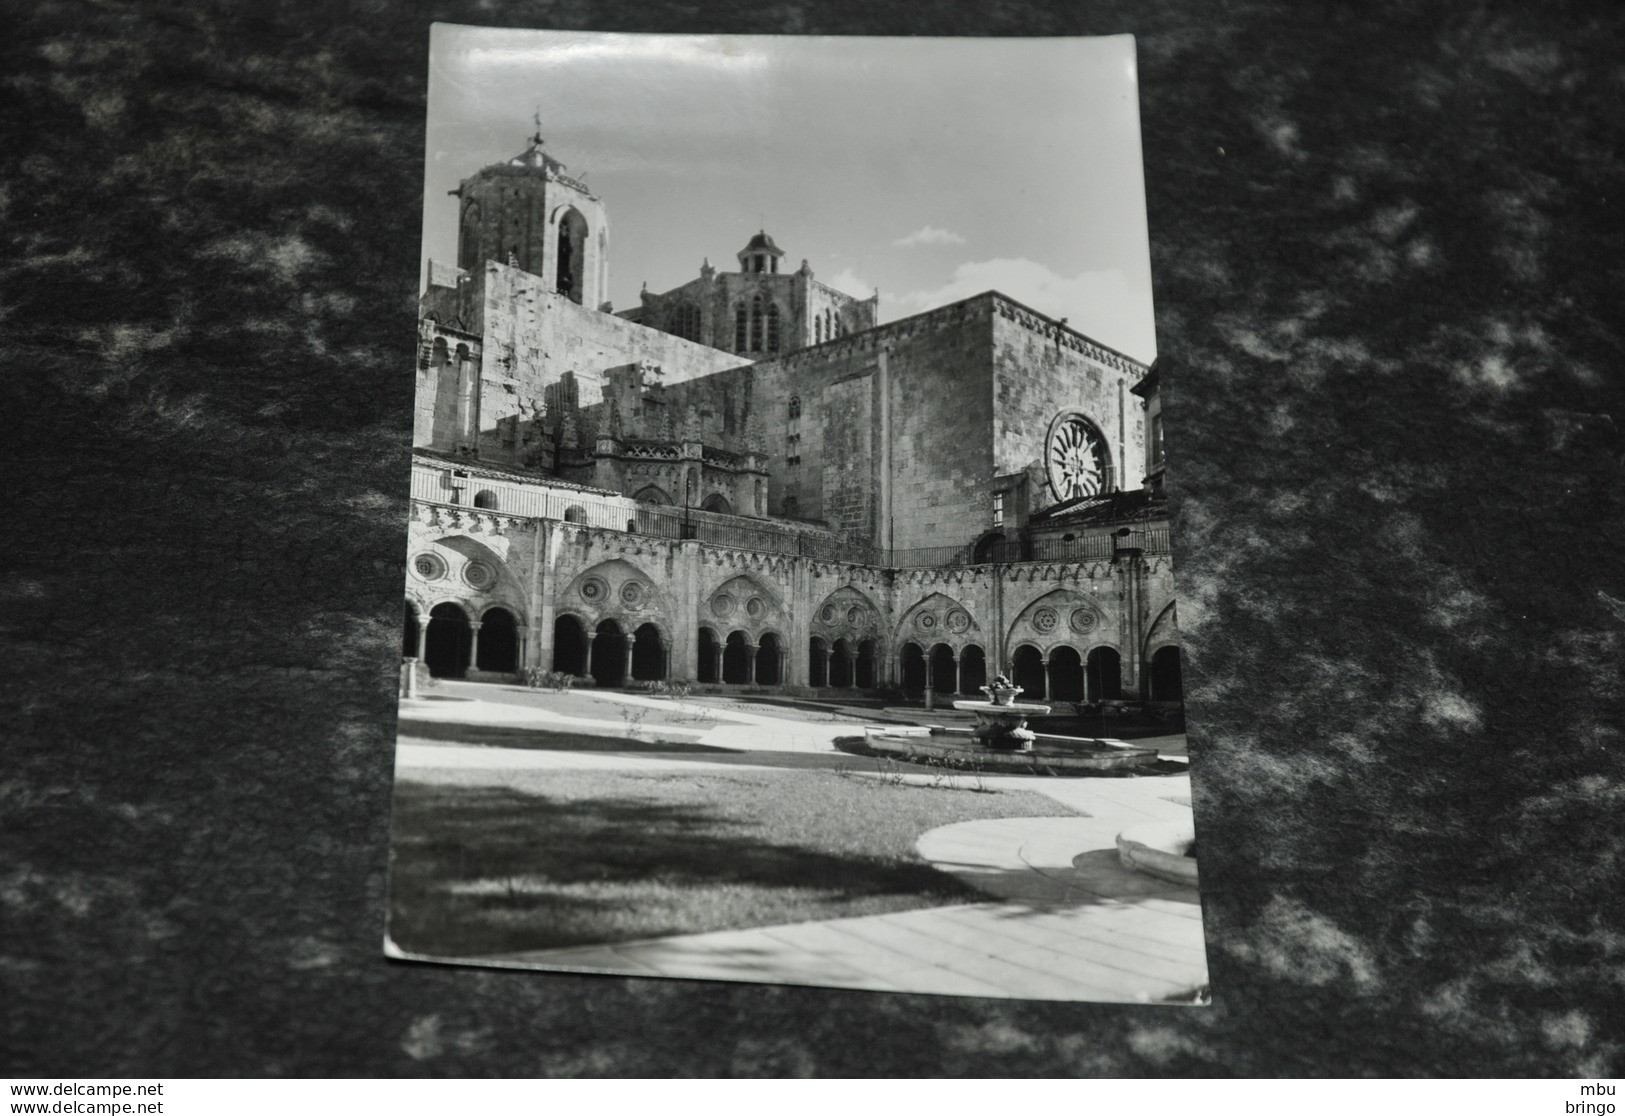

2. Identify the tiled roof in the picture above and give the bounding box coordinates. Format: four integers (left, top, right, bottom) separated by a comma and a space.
1029, 488, 1164, 527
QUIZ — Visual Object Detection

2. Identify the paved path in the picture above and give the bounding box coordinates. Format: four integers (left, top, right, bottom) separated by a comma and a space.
393, 684, 1208, 1003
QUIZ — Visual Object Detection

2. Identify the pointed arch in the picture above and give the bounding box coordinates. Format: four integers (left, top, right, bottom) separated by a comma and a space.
894, 591, 980, 650
705, 573, 783, 637
561, 559, 670, 634
1143, 600, 1179, 660
811, 585, 885, 657
1006, 587, 1100, 654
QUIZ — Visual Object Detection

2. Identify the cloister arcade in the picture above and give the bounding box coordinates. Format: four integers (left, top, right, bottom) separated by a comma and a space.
1008, 643, 1122, 702
403, 600, 526, 679
399, 523, 1181, 704
405, 590, 1169, 707
807, 636, 877, 689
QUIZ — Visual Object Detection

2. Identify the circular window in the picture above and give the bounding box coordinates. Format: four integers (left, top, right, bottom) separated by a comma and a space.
1070, 608, 1099, 634
463, 560, 497, 591
746, 596, 766, 618
620, 581, 644, 606
712, 594, 735, 618
820, 604, 838, 625
846, 605, 865, 627
946, 610, 971, 634
1045, 412, 1110, 501
411, 553, 446, 581
579, 576, 609, 604
914, 611, 937, 632
1032, 607, 1059, 634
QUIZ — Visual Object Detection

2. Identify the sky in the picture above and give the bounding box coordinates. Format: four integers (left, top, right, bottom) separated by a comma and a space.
422, 28, 1158, 363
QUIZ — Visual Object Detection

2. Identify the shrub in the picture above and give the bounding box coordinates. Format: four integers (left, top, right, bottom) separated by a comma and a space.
523, 667, 576, 691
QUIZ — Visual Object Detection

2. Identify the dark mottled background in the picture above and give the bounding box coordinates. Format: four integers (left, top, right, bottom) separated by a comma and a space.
6, 0, 1623, 1078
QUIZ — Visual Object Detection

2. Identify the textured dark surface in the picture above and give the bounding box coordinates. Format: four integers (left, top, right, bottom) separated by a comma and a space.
6, 0, 1623, 1078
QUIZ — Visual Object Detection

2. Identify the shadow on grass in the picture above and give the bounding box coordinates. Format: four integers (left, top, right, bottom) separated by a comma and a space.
396, 718, 737, 754
388, 769, 1069, 958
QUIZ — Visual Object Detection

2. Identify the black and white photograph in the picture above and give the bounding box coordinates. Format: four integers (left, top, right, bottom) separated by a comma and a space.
386, 27, 1206, 1002
13, 0, 1622, 1083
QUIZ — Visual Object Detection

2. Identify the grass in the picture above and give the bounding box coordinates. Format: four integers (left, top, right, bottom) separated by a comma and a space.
418, 684, 719, 730
388, 766, 1074, 958
685, 694, 875, 724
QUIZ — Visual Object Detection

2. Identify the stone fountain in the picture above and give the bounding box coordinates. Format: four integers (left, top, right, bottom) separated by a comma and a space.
953, 673, 1051, 751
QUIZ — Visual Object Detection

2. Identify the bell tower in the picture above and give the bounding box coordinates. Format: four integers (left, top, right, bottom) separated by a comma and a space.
451, 121, 611, 309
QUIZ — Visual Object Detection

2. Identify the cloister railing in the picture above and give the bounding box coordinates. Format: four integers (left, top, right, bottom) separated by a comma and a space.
411, 461, 1169, 569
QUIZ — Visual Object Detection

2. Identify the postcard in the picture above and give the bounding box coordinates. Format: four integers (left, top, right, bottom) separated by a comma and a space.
386, 26, 1205, 1003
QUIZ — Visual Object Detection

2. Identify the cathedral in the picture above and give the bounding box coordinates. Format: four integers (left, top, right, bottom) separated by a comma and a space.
404, 132, 1182, 708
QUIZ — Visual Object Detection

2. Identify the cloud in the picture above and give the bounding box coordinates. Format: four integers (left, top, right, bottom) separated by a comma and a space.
894, 257, 1156, 359
892, 225, 965, 248
824, 268, 874, 299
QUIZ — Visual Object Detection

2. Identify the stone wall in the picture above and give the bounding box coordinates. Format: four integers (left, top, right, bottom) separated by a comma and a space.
877, 298, 998, 550
413, 320, 482, 454
990, 296, 1149, 516
464, 262, 754, 465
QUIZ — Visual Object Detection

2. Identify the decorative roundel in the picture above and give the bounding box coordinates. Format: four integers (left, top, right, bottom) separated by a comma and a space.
579, 576, 609, 604
411, 553, 446, 581
1046, 412, 1110, 501
846, 605, 865, 627
712, 593, 735, 618
820, 604, 838, 625
746, 596, 766, 619
620, 581, 644, 607
914, 611, 938, 632
463, 560, 497, 591
1032, 607, 1059, 634
946, 609, 971, 634
1070, 607, 1099, 634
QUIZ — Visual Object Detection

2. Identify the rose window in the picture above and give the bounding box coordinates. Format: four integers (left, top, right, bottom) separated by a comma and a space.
1046, 413, 1110, 501
463, 560, 497, 591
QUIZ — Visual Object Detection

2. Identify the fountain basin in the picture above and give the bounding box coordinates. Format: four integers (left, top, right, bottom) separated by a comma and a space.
1115, 819, 1199, 886
851, 729, 1161, 775
953, 698, 1052, 751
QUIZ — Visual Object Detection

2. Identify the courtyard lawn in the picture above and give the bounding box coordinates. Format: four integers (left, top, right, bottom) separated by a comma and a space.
388, 766, 1078, 958
419, 683, 721, 731
684, 694, 882, 724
